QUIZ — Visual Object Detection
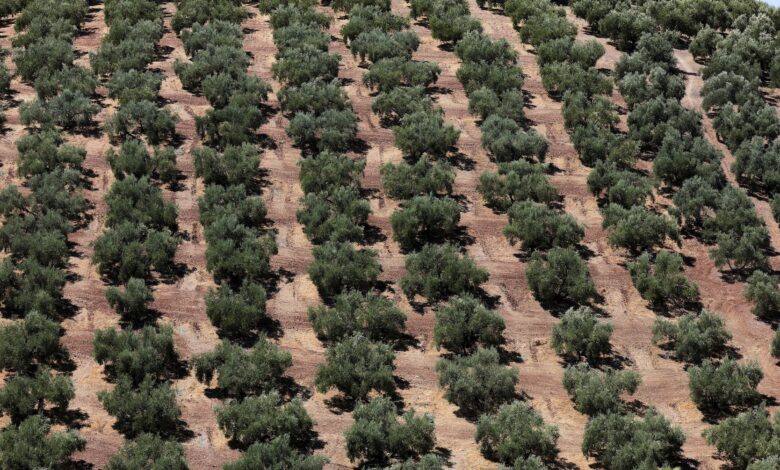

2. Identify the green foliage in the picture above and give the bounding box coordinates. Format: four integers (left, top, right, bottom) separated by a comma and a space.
20, 89, 100, 130
652, 311, 732, 364
350, 30, 419, 63
90, 20, 162, 75
701, 72, 757, 112
341, 6, 406, 43
315, 333, 396, 401
628, 97, 702, 150
204, 216, 277, 284
107, 139, 178, 184
98, 376, 181, 437
627, 251, 699, 310
14, 36, 74, 82
308, 242, 381, 300
381, 157, 453, 200
299, 152, 364, 195
345, 396, 435, 465
745, 270, 780, 320
393, 110, 460, 160
363, 58, 441, 91
689, 26, 722, 61
272, 45, 340, 86
92, 223, 180, 283
654, 130, 722, 187
193, 144, 260, 188
105, 176, 177, 231
278, 78, 350, 117
456, 62, 524, 96
0, 259, 67, 317
520, 13, 576, 47
468, 88, 525, 125
105, 100, 178, 145
436, 347, 518, 415
93, 325, 180, 386
526, 247, 597, 305
287, 109, 358, 153
0, 312, 62, 373
216, 392, 314, 448
224, 436, 328, 470
733, 137, 780, 196
475, 400, 559, 465
106, 278, 154, 323
480, 115, 548, 163
180, 20, 242, 57
401, 243, 488, 303
562, 364, 640, 416
309, 290, 406, 343
688, 359, 763, 413
477, 161, 557, 212
711, 226, 771, 273
106, 434, 187, 470
372, 86, 434, 124
16, 129, 85, 178
204, 282, 268, 339
704, 405, 780, 470
671, 177, 721, 231
504, 201, 583, 252
172, 0, 245, 33
602, 205, 681, 254
582, 409, 685, 470
192, 337, 292, 398
391, 195, 461, 250
712, 96, 780, 151
618, 67, 684, 110
551, 307, 612, 363
540, 63, 611, 98
297, 187, 370, 244
434, 294, 505, 355
0, 367, 74, 424
0, 415, 85, 470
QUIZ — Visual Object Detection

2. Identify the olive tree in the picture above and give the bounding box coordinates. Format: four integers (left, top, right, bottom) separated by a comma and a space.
526, 247, 597, 305
393, 110, 459, 160
0, 367, 74, 424
216, 392, 314, 448
308, 242, 381, 300
308, 291, 406, 343
477, 161, 557, 212
204, 282, 268, 339
193, 337, 291, 398
745, 270, 780, 321
433, 295, 505, 355
345, 396, 435, 465
562, 364, 640, 416
652, 311, 732, 364
436, 347, 518, 415
551, 307, 612, 363
688, 359, 763, 413
315, 334, 396, 402
475, 401, 559, 465
223, 436, 328, 470
98, 376, 181, 437
391, 196, 461, 250
582, 409, 685, 470
106, 434, 187, 470
93, 325, 180, 386
0, 415, 85, 470
504, 201, 583, 252
627, 251, 699, 310
704, 405, 780, 470
381, 157, 454, 200
0, 312, 63, 373
401, 243, 488, 303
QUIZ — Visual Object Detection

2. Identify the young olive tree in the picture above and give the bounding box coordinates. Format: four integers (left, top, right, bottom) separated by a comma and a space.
652, 311, 731, 364
436, 347, 518, 415
551, 307, 612, 363
433, 295, 505, 355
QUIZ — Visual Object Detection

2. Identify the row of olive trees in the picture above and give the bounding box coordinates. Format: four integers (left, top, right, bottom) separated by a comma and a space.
0, 0, 94, 467
172, 0, 332, 467
84, 0, 192, 467
512, 1, 702, 468
568, 2, 779, 468
401, 1, 567, 468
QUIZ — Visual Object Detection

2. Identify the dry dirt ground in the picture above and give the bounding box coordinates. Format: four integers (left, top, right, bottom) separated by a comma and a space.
3, 1, 780, 469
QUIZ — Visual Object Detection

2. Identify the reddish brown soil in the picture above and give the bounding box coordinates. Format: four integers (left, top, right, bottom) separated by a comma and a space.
6, 1, 780, 469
